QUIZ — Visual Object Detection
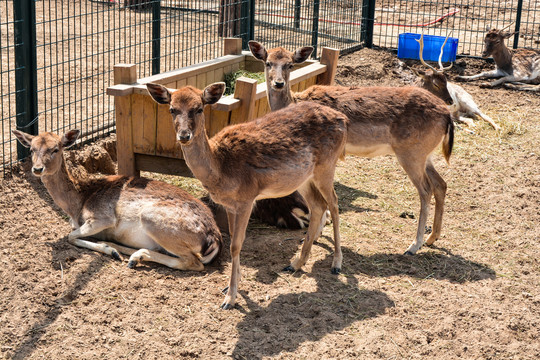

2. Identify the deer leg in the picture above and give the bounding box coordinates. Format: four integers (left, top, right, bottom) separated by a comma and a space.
313, 177, 342, 274
474, 110, 500, 130
504, 82, 540, 92
424, 159, 447, 246
396, 155, 432, 255
221, 203, 253, 310
67, 219, 120, 260
481, 75, 516, 88
287, 182, 327, 272
456, 69, 503, 82
127, 248, 204, 271
456, 116, 476, 128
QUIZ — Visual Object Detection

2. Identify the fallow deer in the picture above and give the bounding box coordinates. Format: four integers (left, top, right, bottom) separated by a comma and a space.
12, 129, 222, 271
146, 82, 348, 309
457, 24, 540, 91
249, 41, 455, 256
414, 34, 500, 130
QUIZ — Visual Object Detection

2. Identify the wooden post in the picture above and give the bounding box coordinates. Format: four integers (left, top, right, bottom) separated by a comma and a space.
114, 64, 139, 177
224, 37, 243, 56
317, 47, 340, 85
230, 77, 258, 125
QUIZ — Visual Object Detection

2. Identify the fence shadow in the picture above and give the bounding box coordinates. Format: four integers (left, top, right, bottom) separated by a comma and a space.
232, 253, 394, 359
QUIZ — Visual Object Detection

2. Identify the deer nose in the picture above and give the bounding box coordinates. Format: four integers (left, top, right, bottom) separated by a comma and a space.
177, 132, 192, 144
274, 81, 285, 89
32, 167, 44, 175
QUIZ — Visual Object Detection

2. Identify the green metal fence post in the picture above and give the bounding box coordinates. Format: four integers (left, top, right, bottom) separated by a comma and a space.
13, 0, 38, 160
311, 0, 320, 57
152, 0, 161, 75
294, 0, 301, 29
240, 0, 255, 49
362, 0, 376, 48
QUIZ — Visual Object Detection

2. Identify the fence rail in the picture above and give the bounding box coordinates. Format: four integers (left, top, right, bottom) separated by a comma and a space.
2, 0, 539, 176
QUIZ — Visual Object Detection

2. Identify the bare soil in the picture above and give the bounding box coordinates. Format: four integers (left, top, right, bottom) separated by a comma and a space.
1, 48, 540, 359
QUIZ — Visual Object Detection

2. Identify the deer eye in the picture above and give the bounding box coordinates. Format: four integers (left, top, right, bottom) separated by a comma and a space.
288, 63, 294, 69
196, 107, 203, 114
266, 62, 271, 68
169, 108, 174, 114
52, 148, 59, 154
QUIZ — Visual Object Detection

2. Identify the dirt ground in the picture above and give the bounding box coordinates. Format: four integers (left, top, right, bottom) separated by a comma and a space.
1, 48, 540, 359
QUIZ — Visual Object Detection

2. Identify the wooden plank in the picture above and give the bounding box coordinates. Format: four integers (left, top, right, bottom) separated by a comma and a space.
137, 54, 245, 85
317, 47, 340, 85
230, 77, 258, 125
135, 154, 194, 178
206, 69, 216, 86
297, 79, 308, 92
187, 76, 197, 88
131, 94, 156, 155
224, 38, 242, 56
176, 78, 187, 88
214, 66, 225, 82
115, 94, 138, 177
155, 103, 184, 159
107, 84, 134, 97
291, 82, 300, 93
196, 72, 207, 90
212, 96, 241, 112
290, 63, 327, 85
114, 64, 138, 177
256, 97, 270, 118
209, 109, 231, 138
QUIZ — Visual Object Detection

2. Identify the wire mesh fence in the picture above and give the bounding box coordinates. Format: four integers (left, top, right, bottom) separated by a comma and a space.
1, 0, 539, 176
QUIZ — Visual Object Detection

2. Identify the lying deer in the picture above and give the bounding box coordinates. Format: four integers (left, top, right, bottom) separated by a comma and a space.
457, 24, 540, 91
146, 82, 348, 309
12, 129, 222, 271
414, 34, 500, 130
249, 41, 454, 256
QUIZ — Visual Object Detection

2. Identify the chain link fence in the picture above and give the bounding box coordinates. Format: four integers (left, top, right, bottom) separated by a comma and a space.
2, 0, 539, 176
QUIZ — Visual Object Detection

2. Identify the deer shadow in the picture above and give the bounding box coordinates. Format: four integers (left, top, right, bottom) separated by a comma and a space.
231, 252, 394, 359
334, 181, 378, 213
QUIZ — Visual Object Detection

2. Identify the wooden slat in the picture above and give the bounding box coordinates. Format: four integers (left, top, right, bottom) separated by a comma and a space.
256, 97, 270, 118
317, 47, 340, 85
196, 72, 207, 89
176, 78, 187, 88
187, 76, 197, 88
135, 154, 194, 178
214, 66, 225, 82
114, 64, 137, 85
212, 96, 241, 111
155, 103, 183, 159
209, 109, 231, 138
224, 38, 242, 56
230, 77, 258, 125
132, 94, 156, 155
291, 83, 300, 92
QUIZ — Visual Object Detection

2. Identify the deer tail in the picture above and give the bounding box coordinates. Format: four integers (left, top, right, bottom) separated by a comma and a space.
442, 112, 455, 164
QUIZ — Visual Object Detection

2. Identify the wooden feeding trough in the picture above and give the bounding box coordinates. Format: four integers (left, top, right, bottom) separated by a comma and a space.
107, 38, 339, 178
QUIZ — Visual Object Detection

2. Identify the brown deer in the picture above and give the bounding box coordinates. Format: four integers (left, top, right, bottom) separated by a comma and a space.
249, 41, 455, 256
146, 82, 348, 310
414, 34, 500, 130
457, 24, 540, 91
12, 129, 222, 271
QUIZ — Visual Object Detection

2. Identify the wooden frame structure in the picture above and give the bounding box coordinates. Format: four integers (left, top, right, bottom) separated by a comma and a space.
107, 38, 339, 178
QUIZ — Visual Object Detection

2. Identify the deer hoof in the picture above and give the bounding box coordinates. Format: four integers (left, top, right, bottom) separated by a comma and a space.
221, 286, 229, 295
127, 260, 137, 269
220, 302, 234, 310
282, 265, 295, 273
403, 250, 415, 256
331, 267, 341, 275
111, 250, 121, 261
479, 82, 492, 88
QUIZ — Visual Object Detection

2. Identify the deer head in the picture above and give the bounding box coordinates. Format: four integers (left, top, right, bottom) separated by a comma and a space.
482, 23, 516, 58
248, 41, 313, 91
414, 33, 454, 105
146, 83, 225, 145
12, 129, 80, 177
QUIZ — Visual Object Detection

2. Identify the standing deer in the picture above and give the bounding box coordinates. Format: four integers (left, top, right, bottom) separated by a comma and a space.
457, 24, 540, 91
12, 129, 222, 271
146, 82, 348, 309
414, 34, 500, 130
249, 41, 454, 256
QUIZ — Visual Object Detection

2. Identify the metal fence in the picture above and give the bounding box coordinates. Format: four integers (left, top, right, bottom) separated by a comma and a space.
1, 0, 539, 176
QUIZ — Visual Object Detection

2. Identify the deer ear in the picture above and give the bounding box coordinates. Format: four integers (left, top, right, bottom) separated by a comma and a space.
146, 83, 172, 104
249, 41, 267, 62
486, 25, 491, 32
293, 46, 314, 63
12, 129, 34, 148
202, 82, 225, 105
503, 31, 517, 39
61, 129, 80, 148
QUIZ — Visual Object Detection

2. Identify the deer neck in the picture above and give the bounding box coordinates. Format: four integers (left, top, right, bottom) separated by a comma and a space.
40, 160, 84, 221
181, 131, 221, 188
267, 81, 295, 111
493, 44, 514, 73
